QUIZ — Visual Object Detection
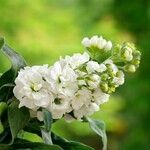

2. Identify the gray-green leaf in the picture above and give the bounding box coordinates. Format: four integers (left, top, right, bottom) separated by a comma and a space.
0, 37, 26, 102
42, 108, 53, 132
86, 117, 107, 150
41, 129, 52, 145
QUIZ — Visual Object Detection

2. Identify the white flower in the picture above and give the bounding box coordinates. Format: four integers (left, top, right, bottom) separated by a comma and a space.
97, 36, 107, 49
73, 102, 99, 120
48, 95, 72, 119
104, 59, 118, 74
87, 103, 99, 115
104, 41, 112, 51
65, 52, 90, 69
71, 87, 92, 110
78, 79, 87, 87
81, 37, 91, 47
93, 88, 110, 105
87, 74, 100, 89
99, 64, 107, 72
82, 35, 112, 51
90, 35, 99, 46
73, 105, 87, 120
48, 60, 78, 97
86, 61, 101, 73
13, 65, 54, 110
113, 71, 125, 86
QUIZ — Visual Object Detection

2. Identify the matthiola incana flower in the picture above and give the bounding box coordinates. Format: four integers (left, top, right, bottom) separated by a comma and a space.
13, 65, 54, 110
82, 35, 112, 51
82, 35, 113, 63
13, 35, 141, 122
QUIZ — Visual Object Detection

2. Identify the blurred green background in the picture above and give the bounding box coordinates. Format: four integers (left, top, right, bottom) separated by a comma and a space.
0, 0, 149, 149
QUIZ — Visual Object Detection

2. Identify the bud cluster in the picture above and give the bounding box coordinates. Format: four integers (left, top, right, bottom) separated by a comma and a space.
100, 60, 124, 94
113, 42, 141, 73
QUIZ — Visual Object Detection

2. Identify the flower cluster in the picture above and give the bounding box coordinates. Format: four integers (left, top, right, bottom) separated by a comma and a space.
13, 35, 141, 121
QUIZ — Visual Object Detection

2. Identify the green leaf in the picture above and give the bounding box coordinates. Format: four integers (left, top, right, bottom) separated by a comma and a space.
8, 100, 30, 143
0, 140, 63, 150
0, 40, 26, 72
86, 47, 111, 63
85, 117, 107, 150
0, 69, 15, 102
24, 118, 42, 136
0, 102, 7, 116
52, 132, 94, 150
13, 139, 63, 150
17, 130, 43, 143
0, 83, 15, 91
0, 38, 26, 102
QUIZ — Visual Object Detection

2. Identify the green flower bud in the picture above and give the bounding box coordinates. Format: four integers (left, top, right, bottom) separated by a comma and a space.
125, 64, 136, 73
133, 51, 141, 59
121, 45, 133, 62
108, 86, 116, 94
132, 59, 140, 65
116, 70, 123, 78
100, 82, 108, 93
101, 73, 109, 81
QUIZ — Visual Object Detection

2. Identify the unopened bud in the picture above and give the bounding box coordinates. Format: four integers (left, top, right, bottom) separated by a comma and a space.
101, 73, 109, 81
125, 65, 136, 73
121, 47, 133, 61
100, 82, 108, 93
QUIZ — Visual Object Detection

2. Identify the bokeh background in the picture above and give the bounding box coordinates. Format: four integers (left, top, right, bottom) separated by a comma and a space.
0, 0, 149, 150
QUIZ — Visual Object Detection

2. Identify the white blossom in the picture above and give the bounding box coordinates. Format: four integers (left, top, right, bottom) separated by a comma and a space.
48, 95, 72, 119
87, 74, 100, 89
86, 61, 101, 73
65, 52, 90, 69
13, 65, 54, 110
93, 88, 110, 105
48, 60, 78, 97
113, 71, 125, 86
71, 87, 92, 110
82, 35, 112, 51
73, 102, 99, 120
